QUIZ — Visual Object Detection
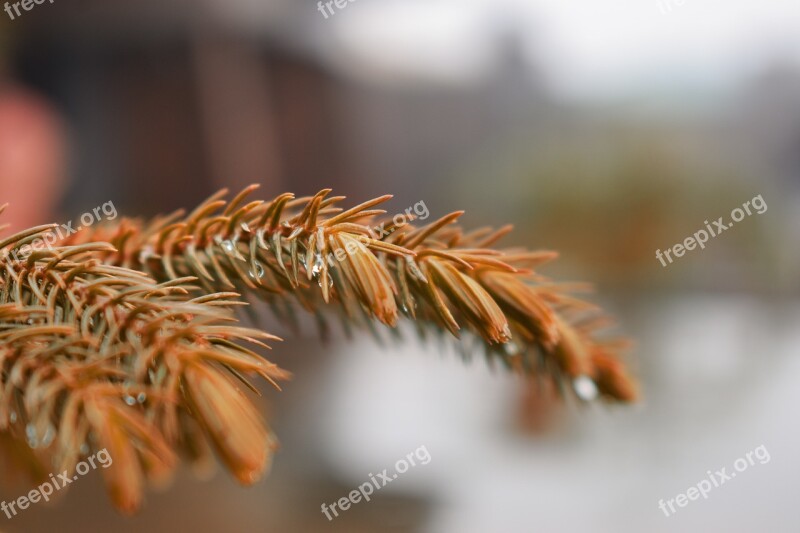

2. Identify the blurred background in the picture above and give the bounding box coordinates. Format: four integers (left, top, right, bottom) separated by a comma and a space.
0, 0, 798, 531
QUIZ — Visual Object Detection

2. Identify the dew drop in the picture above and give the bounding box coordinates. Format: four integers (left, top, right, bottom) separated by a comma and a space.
138, 245, 156, 263
310, 254, 323, 278
503, 341, 521, 356
9, 411, 17, 423
318, 274, 333, 290
221, 240, 235, 252
137, 392, 147, 404
124, 395, 136, 406
25, 423, 39, 449
573, 375, 599, 401
41, 424, 56, 447
80, 443, 90, 455
248, 261, 265, 280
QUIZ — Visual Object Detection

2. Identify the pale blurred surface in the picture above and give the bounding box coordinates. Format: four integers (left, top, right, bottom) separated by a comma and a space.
1, 0, 799, 531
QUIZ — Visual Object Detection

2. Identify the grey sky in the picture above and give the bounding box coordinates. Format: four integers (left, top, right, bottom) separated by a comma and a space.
317, 0, 800, 99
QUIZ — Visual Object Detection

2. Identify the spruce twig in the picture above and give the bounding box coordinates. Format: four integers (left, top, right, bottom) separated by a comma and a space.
68, 185, 637, 401
0, 208, 288, 513
1, 185, 637, 514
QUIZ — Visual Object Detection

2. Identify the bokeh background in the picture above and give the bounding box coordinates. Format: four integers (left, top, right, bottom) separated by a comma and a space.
1, 1, 798, 532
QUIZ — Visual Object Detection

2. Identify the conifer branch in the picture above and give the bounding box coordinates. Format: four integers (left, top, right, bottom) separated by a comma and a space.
1, 186, 637, 514
68, 185, 638, 403
0, 209, 288, 513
